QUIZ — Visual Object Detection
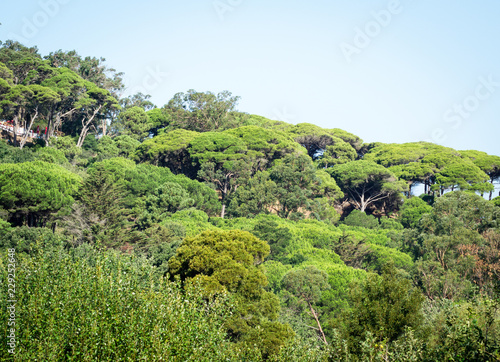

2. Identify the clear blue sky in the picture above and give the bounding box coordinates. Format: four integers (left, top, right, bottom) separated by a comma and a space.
1, 0, 499, 156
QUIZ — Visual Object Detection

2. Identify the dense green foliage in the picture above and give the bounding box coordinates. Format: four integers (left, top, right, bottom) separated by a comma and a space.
1, 41, 499, 361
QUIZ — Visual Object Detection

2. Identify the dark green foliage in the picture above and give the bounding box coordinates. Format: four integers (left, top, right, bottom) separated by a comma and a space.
115, 106, 150, 140
0, 226, 69, 253
342, 210, 379, 229
420, 298, 500, 362
379, 217, 403, 230
82, 134, 98, 151
75, 170, 131, 247
282, 266, 331, 344
137, 182, 194, 229
0, 139, 35, 163
166, 89, 240, 132
133, 128, 200, 177
329, 160, 407, 213
228, 170, 278, 218
413, 192, 500, 299
269, 154, 317, 218
252, 218, 292, 261
137, 223, 186, 276
123, 163, 221, 217
342, 263, 424, 350
399, 196, 433, 229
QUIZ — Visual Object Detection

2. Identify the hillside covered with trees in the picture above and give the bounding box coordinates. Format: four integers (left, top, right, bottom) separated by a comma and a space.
1, 40, 500, 361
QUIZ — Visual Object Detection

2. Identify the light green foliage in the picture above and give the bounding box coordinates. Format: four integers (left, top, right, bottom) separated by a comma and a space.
50, 136, 82, 160
320, 264, 368, 320
0, 161, 81, 226
379, 217, 403, 230
493, 196, 500, 207
33, 146, 68, 164
282, 266, 330, 305
364, 142, 494, 195
168, 229, 294, 356
433, 156, 490, 193
225, 125, 306, 163
237, 114, 288, 129
461, 150, 500, 193
0, 246, 246, 361
262, 260, 292, 293
189, 131, 247, 163
88, 156, 136, 183
169, 229, 270, 294
312, 169, 344, 200
367, 244, 413, 273
170, 208, 217, 237
364, 142, 442, 166
287, 123, 363, 157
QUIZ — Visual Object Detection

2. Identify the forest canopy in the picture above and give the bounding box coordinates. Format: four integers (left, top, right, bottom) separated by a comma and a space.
1, 41, 500, 361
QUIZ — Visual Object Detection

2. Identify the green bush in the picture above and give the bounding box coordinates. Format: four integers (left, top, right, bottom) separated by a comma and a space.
342, 210, 379, 229
0, 246, 246, 361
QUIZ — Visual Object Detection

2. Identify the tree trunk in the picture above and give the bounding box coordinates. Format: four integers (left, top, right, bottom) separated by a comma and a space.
19, 107, 38, 149
76, 105, 102, 148
101, 118, 107, 137
220, 182, 228, 218
359, 194, 367, 213
12, 110, 22, 147
308, 301, 328, 345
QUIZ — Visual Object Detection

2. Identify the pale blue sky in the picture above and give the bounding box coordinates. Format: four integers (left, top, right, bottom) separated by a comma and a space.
1, 0, 499, 156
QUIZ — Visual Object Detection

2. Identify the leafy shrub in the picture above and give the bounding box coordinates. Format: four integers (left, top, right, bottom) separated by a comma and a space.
0, 246, 244, 361
342, 210, 379, 229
